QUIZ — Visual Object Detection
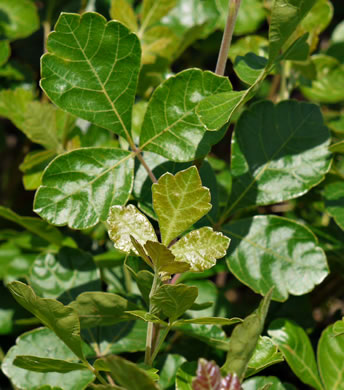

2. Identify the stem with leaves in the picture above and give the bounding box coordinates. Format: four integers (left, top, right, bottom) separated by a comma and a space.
215, 0, 242, 76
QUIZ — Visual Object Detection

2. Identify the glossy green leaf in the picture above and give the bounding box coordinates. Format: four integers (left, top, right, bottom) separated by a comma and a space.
0, 0, 40, 40
280, 33, 310, 62
13, 356, 87, 373
301, 55, 344, 103
151, 284, 198, 322
30, 247, 100, 303
224, 216, 328, 301
34, 148, 134, 229
152, 166, 211, 246
41, 12, 140, 141
324, 181, 344, 231
107, 204, 157, 254
268, 319, 322, 389
0, 40, 10, 66
196, 90, 246, 132
144, 240, 190, 276
69, 291, 136, 328
170, 227, 230, 272
243, 376, 293, 390
2, 328, 94, 390
227, 100, 331, 213
110, 0, 138, 32
176, 361, 197, 390
8, 281, 85, 360
103, 355, 160, 390
318, 323, 344, 390
268, 0, 316, 65
0, 206, 64, 246
222, 289, 273, 380
234, 54, 268, 85
245, 336, 284, 378
139, 69, 232, 161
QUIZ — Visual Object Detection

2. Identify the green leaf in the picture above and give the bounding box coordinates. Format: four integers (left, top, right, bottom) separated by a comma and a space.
34, 148, 134, 229
234, 54, 268, 85
0, 206, 65, 246
139, 69, 232, 161
0, 40, 10, 66
329, 140, 344, 153
152, 166, 211, 246
141, 0, 177, 33
170, 227, 230, 272
245, 336, 284, 378
324, 181, 344, 231
176, 361, 197, 390
300, 55, 344, 103
103, 355, 160, 390
110, 0, 138, 32
0, 0, 40, 40
41, 12, 141, 141
268, 0, 316, 65
0, 89, 65, 152
84, 320, 147, 355
13, 356, 87, 373
243, 376, 292, 390
222, 289, 273, 381
144, 240, 190, 276
174, 317, 241, 326
151, 284, 198, 322
69, 291, 137, 328
268, 319, 322, 390
334, 319, 344, 336
228, 35, 268, 63
196, 90, 246, 132
227, 100, 331, 213
30, 247, 100, 303
157, 354, 186, 389
318, 323, 344, 390
107, 204, 157, 254
20, 150, 56, 190
224, 215, 328, 301
2, 328, 94, 390
8, 281, 85, 360
125, 310, 167, 325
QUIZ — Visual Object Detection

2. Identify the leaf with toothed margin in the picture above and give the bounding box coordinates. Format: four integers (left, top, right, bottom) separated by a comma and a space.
139, 68, 232, 162
170, 227, 230, 272
34, 148, 134, 230
41, 12, 141, 141
152, 166, 212, 246
107, 204, 157, 254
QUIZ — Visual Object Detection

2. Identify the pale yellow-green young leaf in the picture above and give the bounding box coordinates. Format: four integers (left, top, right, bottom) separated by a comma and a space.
0, 88, 64, 153
140, 0, 177, 36
152, 166, 212, 246
144, 240, 190, 277
171, 227, 230, 272
141, 26, 180, 64
110, 0, 138, 32
130, 236, 154, 268
107, 204, 157, 254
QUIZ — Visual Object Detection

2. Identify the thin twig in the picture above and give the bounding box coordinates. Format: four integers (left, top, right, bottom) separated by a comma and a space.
215, 0, 242, 76
134, 146, 158, 183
